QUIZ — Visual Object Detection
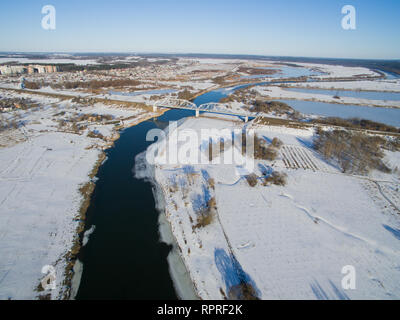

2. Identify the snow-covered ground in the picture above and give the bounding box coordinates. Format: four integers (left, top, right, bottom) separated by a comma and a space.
0, 90, 155, 300
94, 90, 175, 103
0, 85, 180, 105
254, 85, 400, 108
284, 80, 400, 92
159, 80, 216, 91
293, 62, 380, 79
0, 129, 101, 300
140, 115, 400, 300
187, 58, 381, 80
189, 58, 379, 78
190, 58, 248, 65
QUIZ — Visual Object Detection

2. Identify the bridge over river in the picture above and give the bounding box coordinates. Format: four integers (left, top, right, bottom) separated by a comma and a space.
153, 98, 254, 122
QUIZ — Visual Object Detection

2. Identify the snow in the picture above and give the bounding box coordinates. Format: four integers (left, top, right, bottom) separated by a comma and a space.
35, 86, 94, 97
191, 58, 247, 65
159, 80, 216, 91
215, 170, 400, 299
293, 62, 379, 79
140, 115, 400, 300
254, 85, 400, 108
0, 131, 100, 300
284, 80, 400, 92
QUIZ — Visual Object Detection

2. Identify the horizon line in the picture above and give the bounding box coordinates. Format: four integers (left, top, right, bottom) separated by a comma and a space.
0, 51, 399, 62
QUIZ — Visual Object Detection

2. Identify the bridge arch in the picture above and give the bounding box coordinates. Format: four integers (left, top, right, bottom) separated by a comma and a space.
153, 98, 253, 122
153, 98, 197, 111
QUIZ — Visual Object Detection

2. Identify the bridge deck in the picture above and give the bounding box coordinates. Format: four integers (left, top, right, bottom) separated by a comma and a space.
154, 98, 254, 118
157, 105, 252, 117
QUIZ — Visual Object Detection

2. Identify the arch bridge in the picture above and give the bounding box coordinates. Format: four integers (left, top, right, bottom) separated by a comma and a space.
153, 98, 253, 122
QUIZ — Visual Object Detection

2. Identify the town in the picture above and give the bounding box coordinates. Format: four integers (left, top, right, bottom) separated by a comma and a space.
0, 64, 59, 75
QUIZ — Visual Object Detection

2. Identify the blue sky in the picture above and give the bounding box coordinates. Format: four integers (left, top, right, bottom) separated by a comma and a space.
0, 0, 399, 59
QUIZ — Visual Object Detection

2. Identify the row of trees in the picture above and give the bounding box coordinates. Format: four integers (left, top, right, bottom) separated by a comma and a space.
313, 117, 400, 134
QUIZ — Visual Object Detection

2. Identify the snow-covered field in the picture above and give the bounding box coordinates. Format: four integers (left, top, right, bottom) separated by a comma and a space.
0, 85, 181, 105
0, 90, 154, 300
159, 80, 216, 91
141, 115, 400, 300
284, 80, 400, 92
192, 58, 381, 80
293, 62, 379, 79
0, 130, 101, 300
254, 85, 400, 108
